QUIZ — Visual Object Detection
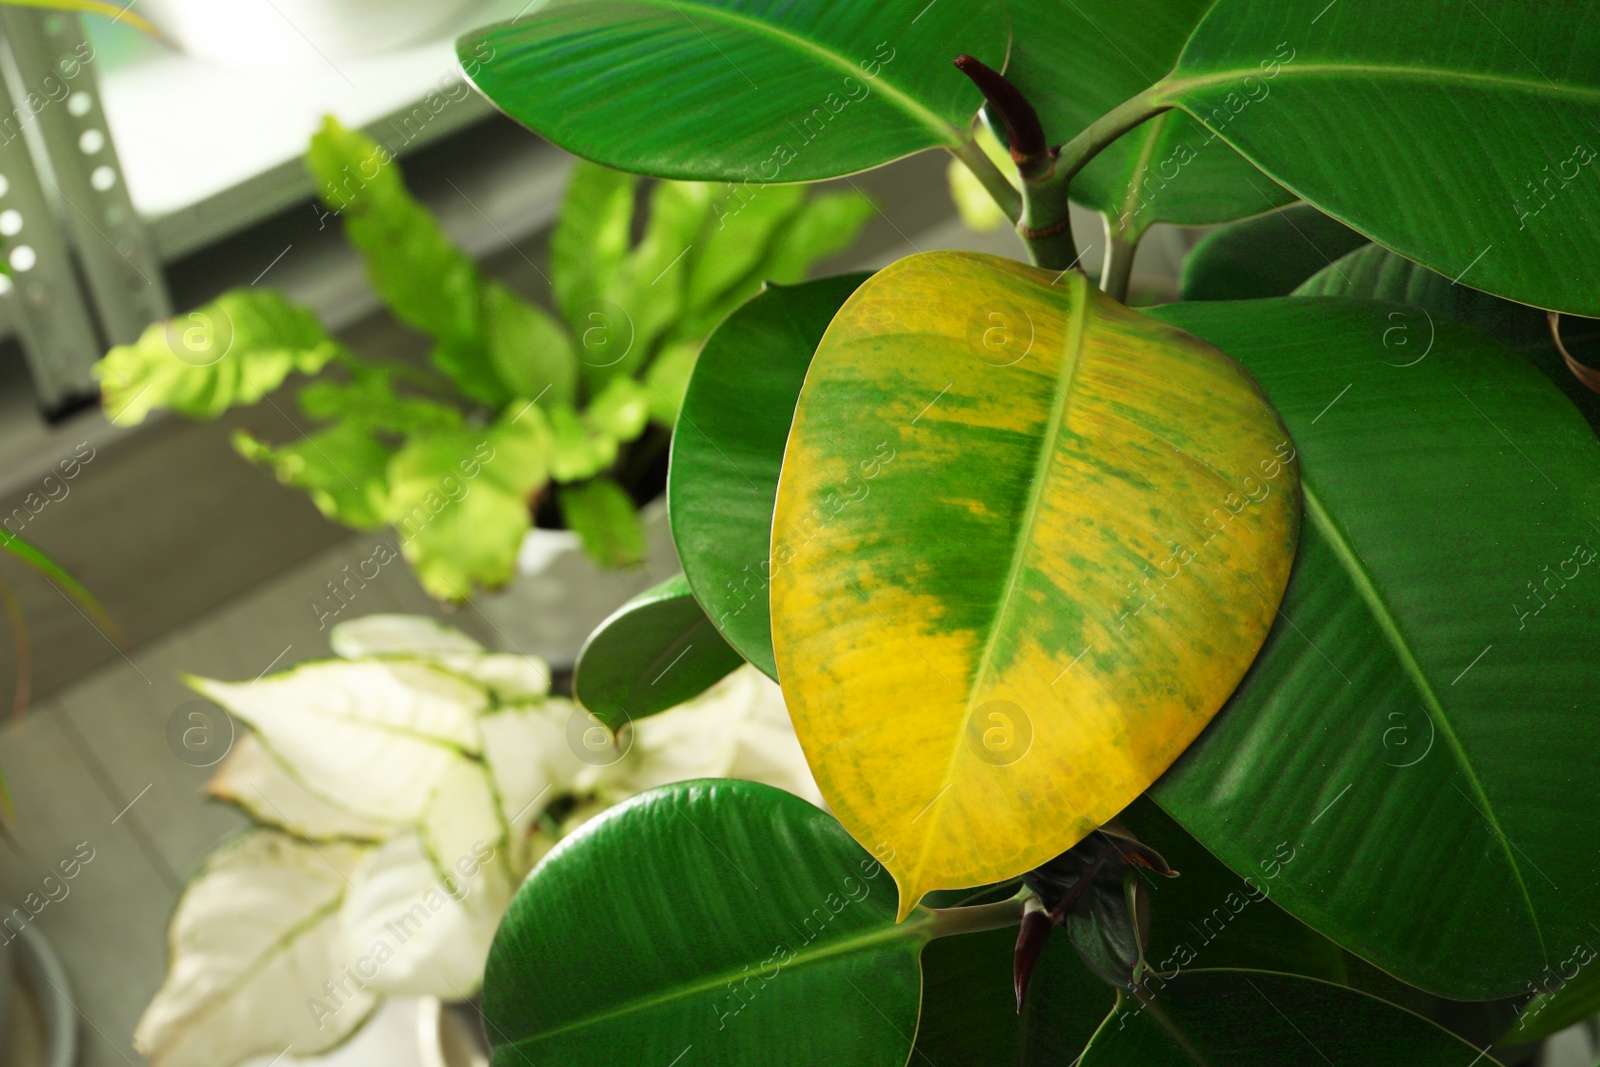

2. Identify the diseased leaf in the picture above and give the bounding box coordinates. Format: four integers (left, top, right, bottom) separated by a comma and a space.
771, 251, 1299, 915
96, 288, 338, 425
460, 1, 1005, 183
133, 830, 374, 1067
573, 574, 743, 729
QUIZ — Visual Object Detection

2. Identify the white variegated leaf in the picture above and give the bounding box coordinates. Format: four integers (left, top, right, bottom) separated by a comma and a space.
479, 698, 588, 863
134, 830, 374, 1067
434, 652, 552, 704
329, 615, 484, 659
206, 733, 397, 842
188, 661, 485, 824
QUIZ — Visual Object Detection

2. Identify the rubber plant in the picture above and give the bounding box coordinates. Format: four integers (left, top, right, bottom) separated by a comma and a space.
94, 116, 871, 599
454, 1, 1600, 1063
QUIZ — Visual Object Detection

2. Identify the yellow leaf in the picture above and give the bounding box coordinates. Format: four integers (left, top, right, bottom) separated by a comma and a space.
770, 251, 1300, 918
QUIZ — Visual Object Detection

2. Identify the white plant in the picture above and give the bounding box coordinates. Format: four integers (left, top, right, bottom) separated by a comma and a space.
135, 614, 819, 1067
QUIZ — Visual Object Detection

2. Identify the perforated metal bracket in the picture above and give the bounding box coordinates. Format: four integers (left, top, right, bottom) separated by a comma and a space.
0, 63, 104, 415
0, 7, 169, 347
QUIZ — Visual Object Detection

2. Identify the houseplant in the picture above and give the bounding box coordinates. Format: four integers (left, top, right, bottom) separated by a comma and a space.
453, 0, 1600, 1063
95, 115, 871, 605
132, 613, 818, 1067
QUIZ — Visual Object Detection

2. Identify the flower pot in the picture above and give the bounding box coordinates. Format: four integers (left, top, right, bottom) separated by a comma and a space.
138, 0, 493, 67
5, 924, 78, 1067
473, 498, 680, 669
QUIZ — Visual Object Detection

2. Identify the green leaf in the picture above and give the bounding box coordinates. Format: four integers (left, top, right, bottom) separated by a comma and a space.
547, 404, 618, 483
306, 116, 506, 406
550, 162, 638, 328
557, 477, 644, 568
1005, 0, 1292, 232
643, 340, 700, 426
1294, 243, 1600, 434
384, 406, 550, 599
96, 288, 338, 425
234, 423, 392, 532
297, 370, 462, 435
683, 184, 809, 316
669, 274, 869, 679
1081, 970, 1502, 1066
915, 925, 1117, 1067
771, 251, 1299, 915
481, 779, 932, 1067
1155, 0, 1600, 314
1180, 204, 1367, 301
1143, 297, 1600, 998
572, 574, 744, 730
483, 283, 578, 409
584, 377, 651, 443
0, 530, 113, 634
1503, 944, 1600, 1043
459, 1, 1005, 183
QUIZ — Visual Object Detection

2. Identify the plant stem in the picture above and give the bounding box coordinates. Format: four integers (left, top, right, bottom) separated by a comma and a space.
925, 892, 1029, 939
1100, 227, 1138, 302
1016, 86, 1171, 273
948, 138, 1022, 224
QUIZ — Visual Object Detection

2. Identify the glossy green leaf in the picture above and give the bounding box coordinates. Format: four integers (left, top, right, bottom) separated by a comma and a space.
96, 288, 338, 425
1294, 243, 1600, 434
1082, 970, 1501, 1066
460, 0, 1004, 183
915, 925, 1116, 1067
557, 477, 645, 568
1005, 0, 1292, 231
771, 251, 1299, 915
482, 779, 932, 1067
1144, 297, 1600, 998
1180, 203, 1367, 301
669, 274, 870, 679
384, 407, 550, 599
1155, 0, 1600, 314
234, 423, 391, 532
573, 574, 743, 729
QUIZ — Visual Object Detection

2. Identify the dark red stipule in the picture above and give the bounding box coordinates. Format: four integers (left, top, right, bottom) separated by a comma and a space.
953, 54, 1052, 178
1013, 908, 1054, 1012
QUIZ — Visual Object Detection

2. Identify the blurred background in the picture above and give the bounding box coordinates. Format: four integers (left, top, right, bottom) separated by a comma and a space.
0, 5, 1584, 1067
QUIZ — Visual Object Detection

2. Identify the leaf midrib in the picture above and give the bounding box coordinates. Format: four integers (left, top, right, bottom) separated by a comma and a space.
558, 0, 963, 145
503, 913, 932, 1047
902, 272, 1093, 895
1158, 62, 1600, 106
1301, 481, 1548, 963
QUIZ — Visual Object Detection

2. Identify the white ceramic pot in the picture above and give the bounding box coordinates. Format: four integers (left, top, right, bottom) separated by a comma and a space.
139, 0, 492, 67
473, 498, 680, 669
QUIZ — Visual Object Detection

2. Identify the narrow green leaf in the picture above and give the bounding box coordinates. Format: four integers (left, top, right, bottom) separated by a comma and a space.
1082, 970, 1502, 1065
669, 274, 870, 679
1180, 204, 1367, 301
482, 779, 932, 1067
1145, 297, 1600, 998
550, 162, 638, 328
459, 0, 1005, 183
573, 574, 743, 730
0, 530, 114, 634
95, 289, 337, 425
1156, 0, 1600, 314
557, 477, 644, 568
